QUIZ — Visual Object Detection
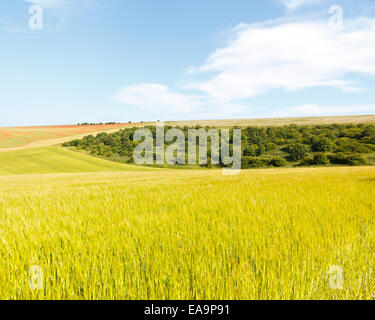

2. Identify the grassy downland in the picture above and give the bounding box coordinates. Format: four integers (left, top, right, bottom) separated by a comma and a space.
0, 166, 374, 299
0, 146, 151, 176
168, 115, 375, 128
0, 123, 147, 149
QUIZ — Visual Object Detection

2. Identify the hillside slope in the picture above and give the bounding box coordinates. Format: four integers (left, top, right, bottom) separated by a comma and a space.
0, 146, 152, 176
2, 115, 374, 151
0, 123, 151, 151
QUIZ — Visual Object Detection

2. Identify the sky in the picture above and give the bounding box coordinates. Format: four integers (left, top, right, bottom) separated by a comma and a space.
0, 0, 375, 126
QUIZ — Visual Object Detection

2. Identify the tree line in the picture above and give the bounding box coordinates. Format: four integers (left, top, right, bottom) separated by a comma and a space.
63, 123, 375, 168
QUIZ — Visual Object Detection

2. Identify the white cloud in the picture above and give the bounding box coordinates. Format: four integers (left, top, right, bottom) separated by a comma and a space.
111, 83, 375, 119
111, 83, 248, 119
112, 84, 203, 114
188, 18, 375, 103
281, 0, 323, 10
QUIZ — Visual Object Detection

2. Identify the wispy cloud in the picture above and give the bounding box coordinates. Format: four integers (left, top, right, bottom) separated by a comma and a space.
187, 18, 375, 103
281, 0, 324, 10
111, 83, 247, 119
112, 84, 202, 114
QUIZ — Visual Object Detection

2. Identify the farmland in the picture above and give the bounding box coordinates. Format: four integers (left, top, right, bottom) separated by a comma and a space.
1, 115, 374, 150
0, 165, 374, 299
0, 146, 152, 176
0, 116, 374, 300
168, 115, 375, 128
0, 123, 145, 150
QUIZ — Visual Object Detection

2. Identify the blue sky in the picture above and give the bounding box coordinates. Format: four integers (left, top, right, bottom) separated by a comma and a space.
0, 0, 374, 126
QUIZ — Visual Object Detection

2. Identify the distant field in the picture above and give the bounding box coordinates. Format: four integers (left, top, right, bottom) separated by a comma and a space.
2, 115, 375, 150
0, 123, 145, 149
168, 115, 375, 128
0, 166, 374, 299
0, 146, 152, 176
2, 116, 374, 150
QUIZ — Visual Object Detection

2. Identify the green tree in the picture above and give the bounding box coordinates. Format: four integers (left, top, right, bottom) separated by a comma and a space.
329, 153, 367, 166
286, 144, 309, 161
270, 157, 287, 167
312, 137, 333, 152
312, 153, 330, 165
243, 144, 258, 157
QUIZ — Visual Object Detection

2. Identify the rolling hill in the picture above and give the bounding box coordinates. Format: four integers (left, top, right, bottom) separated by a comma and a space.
168, 115, 375, 128
0, 146, 152, 176
1, 116, 374, 153
0, 123, 149, 150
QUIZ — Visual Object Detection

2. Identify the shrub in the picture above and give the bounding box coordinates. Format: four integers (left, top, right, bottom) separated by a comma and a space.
362, 126, 375, 136
335, 143, 373, 154
269, 157, 287, 167
312, 153, 330, 165
312, 138, 333, 152
243, 144, 258, 157
299, 157, 313, 166
339, 128, 362, 139
361, 136, 375, 145
242, 157, 270, 168
285, 144, 309, 161
328, 153, 367, 166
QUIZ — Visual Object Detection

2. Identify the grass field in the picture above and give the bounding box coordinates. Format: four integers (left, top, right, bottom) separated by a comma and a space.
0, 146, 152, 176
0, 164, 374, 299
168, 115, 375, 128
0, 123, 143, 149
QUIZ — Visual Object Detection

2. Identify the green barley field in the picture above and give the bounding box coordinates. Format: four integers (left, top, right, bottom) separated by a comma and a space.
0, 146, 152, 176
0, 145, 374, 299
